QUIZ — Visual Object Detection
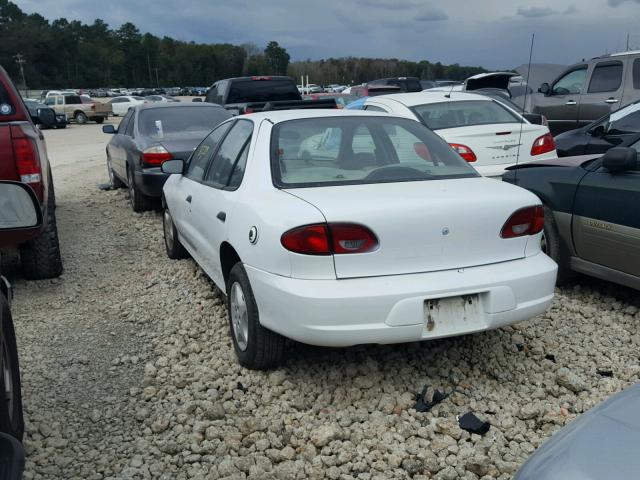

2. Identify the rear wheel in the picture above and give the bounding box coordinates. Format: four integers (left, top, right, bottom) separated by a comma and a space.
227, 263, 284, 370
127, 166, 153, 212
94, 117, 104, 124
20, 181, 63, 280
74, 111, 88, 124
163, 207, 188, 259
542, 206, 573, 285
0, 294, 24, 441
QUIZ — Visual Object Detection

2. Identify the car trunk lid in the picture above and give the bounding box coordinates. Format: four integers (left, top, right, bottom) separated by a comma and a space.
285, 178, 535, 279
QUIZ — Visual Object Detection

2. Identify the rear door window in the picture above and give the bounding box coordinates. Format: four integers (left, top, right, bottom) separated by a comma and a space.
588, 62, 623, 93
633, 59, 640, 90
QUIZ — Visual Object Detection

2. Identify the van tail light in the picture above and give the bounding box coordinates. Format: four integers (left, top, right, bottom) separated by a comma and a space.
12, 134, 43, 199
142, 145, 172, 166
281, 223, 378, 255
449, 143, 477, 162
501, 206, 544, 239
530, 133, 555, 156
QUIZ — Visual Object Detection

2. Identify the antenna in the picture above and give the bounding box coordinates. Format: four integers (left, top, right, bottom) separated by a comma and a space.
514, 33, 535, 185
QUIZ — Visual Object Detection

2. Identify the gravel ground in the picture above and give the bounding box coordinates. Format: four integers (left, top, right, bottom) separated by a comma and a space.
7, 121, 640, 479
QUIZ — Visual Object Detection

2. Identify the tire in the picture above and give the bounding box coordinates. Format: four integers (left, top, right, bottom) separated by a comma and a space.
227, 263, 284, 370
163, 206, 188, 259
0, 294, 24, 441
127, 166, 154, 212
542, 206, 573, 285
94, 117, 105, 124
20, 182, 63, 280
74, 111, 88, 124
107, 155, 125, 188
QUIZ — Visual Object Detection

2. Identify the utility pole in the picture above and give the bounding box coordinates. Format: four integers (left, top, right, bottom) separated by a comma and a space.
155, 68, 159, 88
14, 53, 27, 89
147, 55, 152, 86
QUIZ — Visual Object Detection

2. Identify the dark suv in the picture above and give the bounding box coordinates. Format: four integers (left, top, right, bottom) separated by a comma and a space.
367, 77, 423, 92
0, 66, 62, 279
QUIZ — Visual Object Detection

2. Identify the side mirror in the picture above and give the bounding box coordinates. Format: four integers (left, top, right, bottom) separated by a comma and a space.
161, 159, 185, 175
102, 124, 116, 134
34, 108, 56, 128
192, 98, 203, 103
590, 125, 605, 138
538, 83, 550, 95
602, 147, 638, 173
0, 181, 42, 231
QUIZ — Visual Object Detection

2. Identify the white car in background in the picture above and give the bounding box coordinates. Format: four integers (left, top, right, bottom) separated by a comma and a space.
160, 110, 557, 369
350, 92, 557, 177
107, 95, 146, 115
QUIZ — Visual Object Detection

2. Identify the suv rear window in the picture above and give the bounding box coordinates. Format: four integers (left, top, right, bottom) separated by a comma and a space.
0, 82, 15, 116
634, 59, 640, 90
588, 62, 623, 93
227, 80, 300, 103
271, 116, 477, 188
411, 100, 521, 130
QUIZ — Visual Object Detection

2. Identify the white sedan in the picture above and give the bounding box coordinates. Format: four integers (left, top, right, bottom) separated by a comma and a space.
107, 95, 146, 116
348, 92, 557, 177
161, 110, 557, 369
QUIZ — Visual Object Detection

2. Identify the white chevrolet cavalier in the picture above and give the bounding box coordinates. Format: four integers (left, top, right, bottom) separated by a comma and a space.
161, 110, 557, 369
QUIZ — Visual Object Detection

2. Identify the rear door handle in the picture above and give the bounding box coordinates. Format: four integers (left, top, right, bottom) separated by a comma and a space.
216, 211, 226, 222
185, 195, 192, 203
565, 100, 577, 106
605, 98, 619, 104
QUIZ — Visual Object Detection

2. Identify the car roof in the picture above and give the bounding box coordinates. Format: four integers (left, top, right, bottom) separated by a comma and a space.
370, 91, 493, 106
136, 102, 226, 112
243, 109, 394, 123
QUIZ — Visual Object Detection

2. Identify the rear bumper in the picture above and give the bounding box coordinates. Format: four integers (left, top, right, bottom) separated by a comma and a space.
246, 253, 557, 347
134, 168, 169, 198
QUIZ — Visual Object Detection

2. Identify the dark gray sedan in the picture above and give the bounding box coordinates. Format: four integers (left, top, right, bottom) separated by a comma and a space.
102, 103, 232, 211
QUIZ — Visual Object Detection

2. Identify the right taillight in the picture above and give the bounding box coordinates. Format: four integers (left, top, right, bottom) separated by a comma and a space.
530, 133, 555, 156
281, 223, 378, 255
449, 143, 477, 162
500, 206, 544, 239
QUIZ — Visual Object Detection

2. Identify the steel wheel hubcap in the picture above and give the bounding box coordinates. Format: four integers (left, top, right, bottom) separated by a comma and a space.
163, 209, 174, 249
1, 339, 14, 421
230, 282, 249, 351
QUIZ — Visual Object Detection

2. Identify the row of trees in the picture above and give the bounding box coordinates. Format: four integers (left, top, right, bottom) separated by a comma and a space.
0, 0, 484, 89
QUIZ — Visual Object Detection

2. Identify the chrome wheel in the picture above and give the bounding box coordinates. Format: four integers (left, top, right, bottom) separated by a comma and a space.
1, 338, 14, 423
230, 282, 249, 351
163, 209, 175, 250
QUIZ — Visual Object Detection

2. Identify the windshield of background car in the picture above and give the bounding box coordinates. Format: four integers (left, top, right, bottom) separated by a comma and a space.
608, 102, 640, 135
138, 106, 231, 138
271, 116, 479, 188
411, 100, 522, 130
227, 80, 300, 103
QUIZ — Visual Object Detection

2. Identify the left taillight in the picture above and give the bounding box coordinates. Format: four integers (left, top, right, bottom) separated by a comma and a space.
281, 223, 378, 255
500, 206, 544, 239
449, 143, 477, 162
530, 133, 555, 156
142, 145, 172, 166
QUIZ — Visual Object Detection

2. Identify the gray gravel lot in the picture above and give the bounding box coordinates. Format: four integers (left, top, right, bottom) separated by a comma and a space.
7, 120, 640, 479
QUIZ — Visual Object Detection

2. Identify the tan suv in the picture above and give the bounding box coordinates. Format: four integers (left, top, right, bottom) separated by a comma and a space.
530, 50, 640, 135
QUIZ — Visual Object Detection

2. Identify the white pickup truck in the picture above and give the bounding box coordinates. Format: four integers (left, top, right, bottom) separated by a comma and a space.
44, 94, 111, 124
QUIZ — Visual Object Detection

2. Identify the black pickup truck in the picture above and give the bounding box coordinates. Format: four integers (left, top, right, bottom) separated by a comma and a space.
203, 76, 335, 114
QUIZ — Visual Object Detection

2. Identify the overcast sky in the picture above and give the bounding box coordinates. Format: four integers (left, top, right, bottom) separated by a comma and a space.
16, 0, 640, 69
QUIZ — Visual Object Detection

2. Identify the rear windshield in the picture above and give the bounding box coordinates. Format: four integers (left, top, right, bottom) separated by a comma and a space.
411, 100, 522, 130
0, 83, 15, 116
65, 95, 83, 104
227, 80, 300, 103
271, 116, 478, 188
138, 106, 231, 138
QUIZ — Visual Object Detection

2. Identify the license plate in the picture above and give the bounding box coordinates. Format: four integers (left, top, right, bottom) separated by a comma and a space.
424, 294, 482, 332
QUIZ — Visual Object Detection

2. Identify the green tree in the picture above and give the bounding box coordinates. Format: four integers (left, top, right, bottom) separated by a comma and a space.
264, 41, 290, 75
